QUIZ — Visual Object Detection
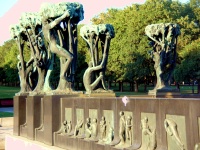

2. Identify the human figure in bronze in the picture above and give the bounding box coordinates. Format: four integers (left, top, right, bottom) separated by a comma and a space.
40, 8, 73, 92
81, 24, 115, 94
83, 61, 104, 94
10, 24, 34, 95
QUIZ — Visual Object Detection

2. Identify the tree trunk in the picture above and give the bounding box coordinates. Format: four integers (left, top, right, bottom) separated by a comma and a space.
176, 82, 180, 91
130, 82, 132, 91
144, 79, 147, 92
119, 81, 123, 92
192, 81, 194, 94
134, 80, 138, 92
108, 80, 111, 89
121, 81, 123, 92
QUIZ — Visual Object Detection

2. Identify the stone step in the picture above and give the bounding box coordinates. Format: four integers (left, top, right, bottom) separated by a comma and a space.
0, 117, 13, 127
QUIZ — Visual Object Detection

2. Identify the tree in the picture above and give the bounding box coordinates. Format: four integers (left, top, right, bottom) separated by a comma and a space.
174, 39, 200, 93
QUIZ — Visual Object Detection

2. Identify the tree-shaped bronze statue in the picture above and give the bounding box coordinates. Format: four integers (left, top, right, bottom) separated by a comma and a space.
80, 24, 115, 94
145, 23, 180, 94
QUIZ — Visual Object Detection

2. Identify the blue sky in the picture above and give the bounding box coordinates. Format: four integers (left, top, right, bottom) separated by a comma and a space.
0, 0, 18, 17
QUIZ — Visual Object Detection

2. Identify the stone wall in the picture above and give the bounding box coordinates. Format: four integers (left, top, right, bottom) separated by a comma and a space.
13, 95, 200, 150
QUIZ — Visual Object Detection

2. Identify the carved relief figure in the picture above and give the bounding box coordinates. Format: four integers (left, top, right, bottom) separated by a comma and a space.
99, 116, 106, 142
164, 119, 185, 150
90, 118, 98, 139
126, 115, 133, 145
103, 122, 114, 144
67, 121, 72, 134
119, 111, 126, 145
115, 112, 133, 148
85, 118, 91, 138
55, 120, 68, 135
74, 119, 84, 137
139, 117, 157, 150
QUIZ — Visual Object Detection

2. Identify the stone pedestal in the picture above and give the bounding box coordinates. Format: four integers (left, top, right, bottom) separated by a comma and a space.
13, 96, 200, 150
27, 95, 43, 140
42, 95, 62, 145
148, 88, 181, 98
85, 92, 116, 97
13, 96, 27, 136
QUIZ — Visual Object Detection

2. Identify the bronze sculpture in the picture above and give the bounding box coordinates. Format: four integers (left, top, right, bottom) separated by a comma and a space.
145, 23, 180, 91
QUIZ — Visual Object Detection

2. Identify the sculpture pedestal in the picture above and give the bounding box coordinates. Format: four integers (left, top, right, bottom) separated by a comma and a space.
83, 90, 116, 97
13, 95, 27, 136
148, 88, 181, 98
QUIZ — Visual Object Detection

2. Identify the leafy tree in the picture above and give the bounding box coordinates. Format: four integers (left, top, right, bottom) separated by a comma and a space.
174, 39, 200, 93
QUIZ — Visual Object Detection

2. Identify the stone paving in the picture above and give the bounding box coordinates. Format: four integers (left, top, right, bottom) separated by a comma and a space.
0, 126, 13, 150
0, 107, 13, 150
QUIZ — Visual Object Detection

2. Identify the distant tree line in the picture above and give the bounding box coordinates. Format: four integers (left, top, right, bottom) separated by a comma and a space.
1, 0, 200, 93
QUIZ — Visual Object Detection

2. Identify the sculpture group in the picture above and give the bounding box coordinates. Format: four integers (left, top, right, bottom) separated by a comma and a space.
10, 2, 115, 96
10, 2, 200, 150
10, 0, 181, 96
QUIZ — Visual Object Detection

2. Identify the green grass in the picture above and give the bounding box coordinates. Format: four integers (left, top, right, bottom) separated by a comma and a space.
0, 112, 13, 118
115, 92, 148, 97
0, 86, 20, 99
0, 84, 198, 99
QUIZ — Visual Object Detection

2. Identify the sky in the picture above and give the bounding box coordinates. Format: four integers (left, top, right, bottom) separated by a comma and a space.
0, 0, 189, 46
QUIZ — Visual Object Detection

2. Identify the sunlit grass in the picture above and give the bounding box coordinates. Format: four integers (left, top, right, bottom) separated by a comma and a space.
0, 86, 20, 99
0, 111, 13, 118
0, 84, 198, 99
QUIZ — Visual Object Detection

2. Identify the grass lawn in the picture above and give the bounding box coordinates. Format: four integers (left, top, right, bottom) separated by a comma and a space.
0, 84, 198, 99
0, 112, 13, 118
0, 86, 20, 99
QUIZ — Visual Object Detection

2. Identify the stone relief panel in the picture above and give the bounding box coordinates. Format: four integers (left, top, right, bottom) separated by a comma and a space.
138, 113, 157, 150
165, 115, 187, 150
115, 111, 133, 148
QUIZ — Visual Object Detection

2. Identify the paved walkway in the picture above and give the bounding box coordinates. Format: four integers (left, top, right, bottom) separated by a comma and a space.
0, 107, 13, 150
0, 107, 13, 113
